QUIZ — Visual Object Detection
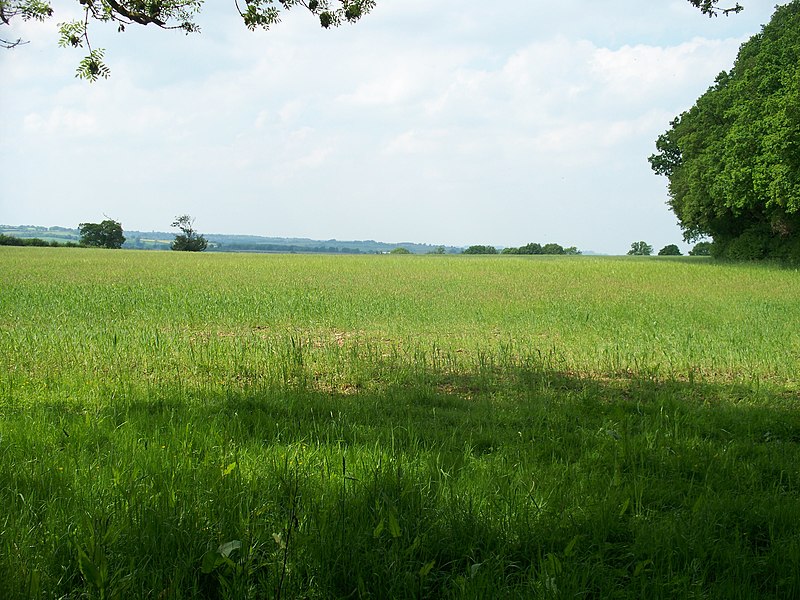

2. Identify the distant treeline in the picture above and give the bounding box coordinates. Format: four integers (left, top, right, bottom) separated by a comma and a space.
0, 234, 79, 248
207, 243, 368, 254
503, 242, 580, 255
2, 225, 463, 255
464, 242, 581, 255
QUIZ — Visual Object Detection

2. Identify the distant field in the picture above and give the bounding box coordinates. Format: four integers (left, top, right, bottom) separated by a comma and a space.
1, 248, 799, 598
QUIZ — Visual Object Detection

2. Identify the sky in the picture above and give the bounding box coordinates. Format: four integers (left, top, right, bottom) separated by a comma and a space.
0, 1, 789, 254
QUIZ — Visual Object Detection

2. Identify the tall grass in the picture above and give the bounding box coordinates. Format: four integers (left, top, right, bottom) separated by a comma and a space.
1, 247, 799, 598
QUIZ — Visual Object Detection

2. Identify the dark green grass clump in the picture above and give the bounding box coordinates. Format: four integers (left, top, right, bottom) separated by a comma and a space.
3, 362, 799, 598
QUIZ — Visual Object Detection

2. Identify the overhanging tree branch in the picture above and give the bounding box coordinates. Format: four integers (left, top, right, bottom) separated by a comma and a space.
2, 1, 740, 78
688, 0, 744, 17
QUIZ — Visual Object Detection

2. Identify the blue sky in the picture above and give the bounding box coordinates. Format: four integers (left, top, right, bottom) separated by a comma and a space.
0, 1, 787, 253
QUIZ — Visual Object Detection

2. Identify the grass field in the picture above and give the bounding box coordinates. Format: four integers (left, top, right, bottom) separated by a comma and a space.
1, 247, 799, 598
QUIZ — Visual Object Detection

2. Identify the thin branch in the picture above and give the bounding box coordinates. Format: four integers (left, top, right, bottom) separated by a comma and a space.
83, 5, 92, 52
1, 36, 27, 48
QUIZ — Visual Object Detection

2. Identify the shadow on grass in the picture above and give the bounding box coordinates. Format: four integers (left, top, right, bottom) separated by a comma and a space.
5, 365, 800, 599
124, 362, 800, 459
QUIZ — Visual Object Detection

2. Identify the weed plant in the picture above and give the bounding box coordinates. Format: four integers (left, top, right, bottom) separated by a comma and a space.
1, 248, 799, 598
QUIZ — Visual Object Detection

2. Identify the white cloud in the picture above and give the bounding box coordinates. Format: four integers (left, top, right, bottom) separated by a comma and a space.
589, 37, 744, 108
339, 69, 419, 106
23, 108, 98, 136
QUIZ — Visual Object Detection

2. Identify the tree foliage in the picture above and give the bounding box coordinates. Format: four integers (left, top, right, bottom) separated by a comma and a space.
658, 244, 682, 256
687, 0, 743, 17
463, 245, 497, 255
2, 1, 738, 79
649, 1, 800, 261
502, 242, 580, 255
627, 241, 653, 256
78, 219, 126, 248
1, 0, 376, 79
689, 241, 714, 256
171, 214, 207, 252
0, 233, 80, 247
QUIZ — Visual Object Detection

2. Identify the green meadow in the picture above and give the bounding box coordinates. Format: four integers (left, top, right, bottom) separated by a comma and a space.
1, 247, 799, 598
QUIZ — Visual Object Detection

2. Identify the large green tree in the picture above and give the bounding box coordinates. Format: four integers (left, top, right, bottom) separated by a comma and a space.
78, 218, 126, 248
627, 241, 653, 256
658, 244, 682, 256
2, 1, 740, 79
649, 1, 800, 261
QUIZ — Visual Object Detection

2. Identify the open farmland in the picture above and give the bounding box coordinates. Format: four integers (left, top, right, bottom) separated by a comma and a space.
1, 247, 799, 598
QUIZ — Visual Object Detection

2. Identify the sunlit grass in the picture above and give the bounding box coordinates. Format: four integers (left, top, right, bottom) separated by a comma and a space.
1, 247, 799, 598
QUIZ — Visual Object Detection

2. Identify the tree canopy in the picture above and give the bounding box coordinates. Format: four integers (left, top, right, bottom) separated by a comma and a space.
688, 241, 714, 256
627, 241, 653, 256
501, 242, 580, 255
2, 1, 740, 79
463, 245, 497, 255
79, 219, 126, 248
658, 244, 682, 256
649, 1, 800, 261
171, 214, 207, 252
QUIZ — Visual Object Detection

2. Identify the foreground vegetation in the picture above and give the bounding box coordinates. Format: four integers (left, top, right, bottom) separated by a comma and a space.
1, 248, 799, 598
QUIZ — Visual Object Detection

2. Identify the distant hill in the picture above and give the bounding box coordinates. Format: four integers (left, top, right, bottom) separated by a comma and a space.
0, 225, 463, 255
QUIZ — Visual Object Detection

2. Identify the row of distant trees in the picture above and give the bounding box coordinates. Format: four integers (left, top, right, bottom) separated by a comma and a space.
461, 241, 714, 257
463, 243, 581, 255
627, 241, 713, 256
0, 234, 81, 248
456, 241, 715, 257
1, 229, 717, 257
0, 220, 131, 249
0, 216, 208, 251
